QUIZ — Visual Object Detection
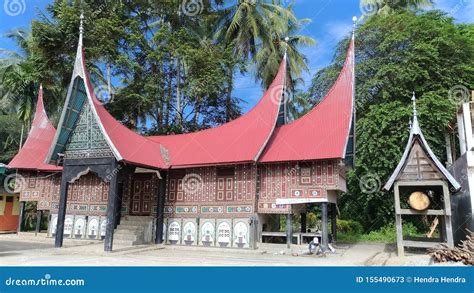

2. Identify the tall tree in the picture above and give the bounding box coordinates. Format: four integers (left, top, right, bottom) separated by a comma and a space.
361, 0, 433, 15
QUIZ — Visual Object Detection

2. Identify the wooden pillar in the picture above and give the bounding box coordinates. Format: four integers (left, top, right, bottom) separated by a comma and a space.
104, 161, 119, 252
321, 202, 329, 252
155, 172, 167, 244
331, 203, 337, 242
300, 213, 306, 233
55, 174, 70, 248
442, 182, 454, 247
247, 216, 259, 249
114, 178, 125, 229
286, 214, 292, 248
394, 184, 404, 256
17, 202, 25, 233
35, 210, 43, 236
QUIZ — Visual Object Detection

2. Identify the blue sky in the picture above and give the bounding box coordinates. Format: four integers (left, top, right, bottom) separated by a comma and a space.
0, 0, 473, 112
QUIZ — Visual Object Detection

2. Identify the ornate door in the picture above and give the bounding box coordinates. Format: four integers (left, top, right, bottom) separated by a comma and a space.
130, 174, 153, 216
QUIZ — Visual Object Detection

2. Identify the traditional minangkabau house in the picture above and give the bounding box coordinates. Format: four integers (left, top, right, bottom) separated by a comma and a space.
7, 14, 355, 252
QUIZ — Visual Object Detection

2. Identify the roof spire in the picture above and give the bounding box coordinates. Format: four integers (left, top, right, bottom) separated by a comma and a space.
410, 91, 421, 134
352, 16, 357, 40
412, 91, 417, 117
283, 36, 289, 61
79, 11, 84, 47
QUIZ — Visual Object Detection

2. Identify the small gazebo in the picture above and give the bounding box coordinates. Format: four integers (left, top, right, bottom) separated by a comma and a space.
383, 93, 461, 256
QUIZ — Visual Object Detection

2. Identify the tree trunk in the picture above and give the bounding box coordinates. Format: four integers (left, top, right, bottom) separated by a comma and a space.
176, 58, 182, 129
226, 67, 233, 122
107, 63, 112, 103
165, 62, 173, 129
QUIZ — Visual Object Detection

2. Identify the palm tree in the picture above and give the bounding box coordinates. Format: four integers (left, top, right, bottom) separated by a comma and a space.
0, 29, 37, 122
215, 0, 291, 62
360, 0, 433, 16
254, 9, 315, 90
215, 0, 314, 121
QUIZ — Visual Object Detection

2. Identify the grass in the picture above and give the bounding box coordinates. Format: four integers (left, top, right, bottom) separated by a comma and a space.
336, 220, 425, 243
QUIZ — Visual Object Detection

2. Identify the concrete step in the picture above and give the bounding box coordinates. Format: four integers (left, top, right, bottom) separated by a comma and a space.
114, 233, 142, 241
114, 239, 144, 246
122, 216, 153, 222
119, 220, 152, 225
116, 224, 147, 230
113, 216, 153, 246
115, 229, 144, 235
114, 229, 143, 236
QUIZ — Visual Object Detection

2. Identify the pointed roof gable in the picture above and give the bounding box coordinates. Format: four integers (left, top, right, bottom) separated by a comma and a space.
147, 57, 287, 168
8, 85, 62, 172
46, 14, 168, 169
258, 37, 355, 163
383, 94, 460, 191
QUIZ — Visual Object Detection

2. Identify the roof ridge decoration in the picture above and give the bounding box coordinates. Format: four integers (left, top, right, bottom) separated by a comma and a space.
383, 93, 461, 191
46, 12, 168, 169
8, 85, 62, 172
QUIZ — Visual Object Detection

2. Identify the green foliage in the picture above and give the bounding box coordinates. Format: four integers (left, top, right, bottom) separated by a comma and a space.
337, 222, 420, 243
0, 115, 22, 163
309, 11, 474, 231
361, 0, 434, 16
337, 219, 364, 235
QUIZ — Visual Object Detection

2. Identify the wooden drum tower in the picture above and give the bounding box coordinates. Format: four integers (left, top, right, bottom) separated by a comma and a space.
383, 93, 460, 256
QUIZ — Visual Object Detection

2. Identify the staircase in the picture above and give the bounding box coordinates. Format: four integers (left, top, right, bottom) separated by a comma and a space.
113, 216, 154, 246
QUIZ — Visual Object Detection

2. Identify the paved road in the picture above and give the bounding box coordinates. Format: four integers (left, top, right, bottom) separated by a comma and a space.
0, 235, 436, 266
0, 240, 52, 253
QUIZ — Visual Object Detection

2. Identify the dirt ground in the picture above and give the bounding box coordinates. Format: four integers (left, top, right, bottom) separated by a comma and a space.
0, 233, 452, 266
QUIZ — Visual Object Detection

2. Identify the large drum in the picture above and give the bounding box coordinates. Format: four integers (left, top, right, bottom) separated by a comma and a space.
408, 191, 430, 211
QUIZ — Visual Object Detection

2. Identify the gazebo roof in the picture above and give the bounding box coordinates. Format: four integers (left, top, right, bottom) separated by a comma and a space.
383, 94, 461, 191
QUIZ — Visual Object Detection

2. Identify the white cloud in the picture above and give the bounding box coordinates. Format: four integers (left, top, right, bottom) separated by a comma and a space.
433, 0, 474, 23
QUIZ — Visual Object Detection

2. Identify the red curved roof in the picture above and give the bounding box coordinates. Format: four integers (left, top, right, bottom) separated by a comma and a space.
81, 51, 169, 169
259, 38, 355, 163
8, 85, 62, 172
148, 58, 286, 168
